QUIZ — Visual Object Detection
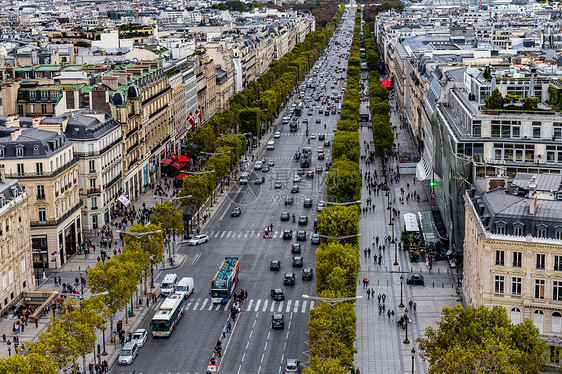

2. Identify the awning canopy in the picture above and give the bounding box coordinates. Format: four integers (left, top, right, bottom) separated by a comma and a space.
418, 211, 439, 244
381, 78, 392, 88
416, 155, 431, 181
170, 161, 186, 170
162, 158, 172, 167
178, 155, 190, 162
404, 213, 419, 232
175, 172, 189, 180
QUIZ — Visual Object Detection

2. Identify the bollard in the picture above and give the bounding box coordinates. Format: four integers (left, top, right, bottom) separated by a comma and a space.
378, 280, 380, 285
78, 266, 80, 271
420, 267, 422, 273
398, 266, 400, 272
452, 283, 454, 288
387, 280, 389, 286
442, 283, 444, 288
411, 267, 413, 272
432, 282, 434, 287
438, 268, 440, 274
447, 269, 450, 274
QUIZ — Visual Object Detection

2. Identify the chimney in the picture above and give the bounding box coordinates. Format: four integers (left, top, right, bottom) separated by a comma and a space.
529, 195, 538, 215
32, 117, 42, 128
11, 129, 21, 141
528, 175, 538, 190
5, 115, 20, 128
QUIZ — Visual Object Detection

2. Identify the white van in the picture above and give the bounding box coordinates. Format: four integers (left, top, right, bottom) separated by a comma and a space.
240, 172, 250, 185
160, 273, 178, 296
174, 277, 194, 299
267, 141, 275, 150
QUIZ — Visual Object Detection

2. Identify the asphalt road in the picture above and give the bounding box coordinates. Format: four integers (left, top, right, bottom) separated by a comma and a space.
111, 7, 357, 374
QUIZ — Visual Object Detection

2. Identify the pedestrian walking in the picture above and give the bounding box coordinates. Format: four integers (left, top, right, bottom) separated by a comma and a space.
387, 309, 391, 319
367, 248, 371, 257
222, 325, 226, 338
409, 299, 413, 310
366, 288, 371, 300
413, 302, 417, 313
227, 321, 232, 332
364, 248, 367, 258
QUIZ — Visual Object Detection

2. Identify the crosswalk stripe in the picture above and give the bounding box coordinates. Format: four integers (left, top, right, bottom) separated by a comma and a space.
293, 300, 300, 313
245, 231, 249, 238
215, 303, 222, 310
270, 300, 276, 312
221, 231, 226, 238
278, 301, 284, 312
193, 298, 201, 310
262, 299, 269, 312
285, 300, 292, 313
208, 300, 214, 310
238, 232, 242, 237
185, 299, 194, 309
224, 299, 231, 311
228, 231, 233, 238
254, 299, 261, 312
247, 299, 255, 311
214, 232, 220, 238
310, 301, 315, 309
301, 300, 308, 313
199, 298, 208, 310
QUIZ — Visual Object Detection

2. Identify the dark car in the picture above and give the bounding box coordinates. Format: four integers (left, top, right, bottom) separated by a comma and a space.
324, 140, 331, 147
303, 198, 312, 208
274, 181, 282, 189
305, 170, 314, 179
291, 243, 301, 254
285, 197, 294, 205
296, 231, 306, 241
318, 153, 325, 160
280, 212, 290, 221
282, 230, 293, 240
271, 288, 285, 300
255, 176, 265, 184
292, 256, 303, 267
283, 272, 295, 286
297, 168, 305, 175
230, 206, 241, 217
270, 260, 281, 271
315, 119, 321, 124
315, 167, 323, 173
407, 274, 425, 286
298, 216, 308, 225
302, 267, 314, 280
271, 313, 284, 329
318, 134, 325, 140
291, 185, 299, 193
267, 159, 275, 167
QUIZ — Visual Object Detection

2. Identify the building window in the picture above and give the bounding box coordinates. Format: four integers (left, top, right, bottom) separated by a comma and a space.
555, 256, 562, 271
533, 310, 544, 334
41, 104, 47, 114
532, 124, 542, 139
496, 224, 505, 235
512, 277, 522, 295
510, 307, 521, 325
513, 223, 523, 236
36, 163, 43, 176
16, 164, 24, 177
38, 208, 46, 222
555, 282, 562, 301
537, 226, 547, 238
554, 123, 562, 140
89, 160, 95, 173
494, 275, 505, 294
0, 148, 4, 158
495, 250, 505, 266
37, 185, 45, 200
537, 254, 546, 269
557, 229, 562, 241
16, 147, 23, 158
513, 252, 522, 267
535, 279, 545, 299
17, 105, 23, 115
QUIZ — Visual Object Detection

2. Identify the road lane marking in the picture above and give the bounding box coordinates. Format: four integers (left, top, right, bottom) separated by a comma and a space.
254, 299, 261, 312
245, 341, 249, 349
185, 299, 194, 309
221, 231, 226, 238
278, 301, 284, 312
193, 298, 201, 310
214, 231, 220, 238
301, 300, 308, 313
270, 301, 275, 312
251, 230, 255, 237
199, 298, 208, 310
264, 342, 268, 351
261, 353, 265, 363
285, 300, 292, 313
310, 301, 315, 309
293, 300, 299, 313
242, 353, 246, 362
192, 252, 201, 266
215, 304, 221, 310
245, 231, 249, 237
224, 299, 231, 311
208, 301, 214, 310
237, 365, 242, 374
262, 299, 269, 312
247, 299, 254, 311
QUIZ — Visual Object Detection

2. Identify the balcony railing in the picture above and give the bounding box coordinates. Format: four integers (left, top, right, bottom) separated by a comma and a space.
5, 158, 78, 179
104, 175, 121, 190
127, 142, 139, 154
74, 138, 121, 158
30, 202, 82, 228
87, 188, 101, 196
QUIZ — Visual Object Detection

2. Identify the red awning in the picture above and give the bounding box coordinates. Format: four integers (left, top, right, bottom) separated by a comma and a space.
175, 172, 189, 180
170, 161, 186, 170
170, 154, 178, 160
381, 78, 392, 88
178, 155, 190, 162
161, 158, 172, 167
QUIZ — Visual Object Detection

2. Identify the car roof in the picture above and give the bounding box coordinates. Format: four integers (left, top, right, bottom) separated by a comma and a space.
273, 288, 283, 292
134, 328, 146, 333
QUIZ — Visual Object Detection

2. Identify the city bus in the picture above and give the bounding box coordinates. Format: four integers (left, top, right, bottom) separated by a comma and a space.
151, 294, 185, 338
289, 121, 299, 132
211, 257, 240, 303
294, 103, 303, 116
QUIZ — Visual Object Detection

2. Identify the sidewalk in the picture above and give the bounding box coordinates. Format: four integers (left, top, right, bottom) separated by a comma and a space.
354, 82, 460, 373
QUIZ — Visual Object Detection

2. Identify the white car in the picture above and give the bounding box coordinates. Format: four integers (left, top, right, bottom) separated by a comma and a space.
293, 175, 301, 183
317, 202, 325, 211
131, 329, 148, 348
254, 160, 263, 170
188, 234, 209, 246
274, 131, 280, 138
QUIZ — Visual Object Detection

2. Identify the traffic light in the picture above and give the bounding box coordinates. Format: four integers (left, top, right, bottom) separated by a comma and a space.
430, 181, 438, 187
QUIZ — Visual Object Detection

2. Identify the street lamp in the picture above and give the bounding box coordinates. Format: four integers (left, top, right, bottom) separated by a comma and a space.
399, 274, 405, 308
318, 233, 361, 241
321, 200, 361, 206
411, 347, 416, 374
403, 311, 410, 344
154, 194, 192, 204
302, 294, 362, 308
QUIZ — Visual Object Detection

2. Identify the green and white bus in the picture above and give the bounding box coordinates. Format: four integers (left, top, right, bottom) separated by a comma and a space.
151, 294, 185, 337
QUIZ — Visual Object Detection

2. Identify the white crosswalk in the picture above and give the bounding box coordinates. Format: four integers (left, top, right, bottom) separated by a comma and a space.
209, 230, 282, 239
281, 132, 333, 137
182, 297, 315, 314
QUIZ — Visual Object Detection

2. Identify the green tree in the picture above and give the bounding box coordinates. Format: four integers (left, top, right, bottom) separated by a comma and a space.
150, 202, 184, 261
522, 96, 539, 110
125, 223, 164, 289
179, 174, 212, 212
317, 205, 360, 245
87, 257, 139, 340
315, 242, 358, 295
326, 160, 361, 204
504, 94, 519, 104
332, 131, 360, 163
483, 66, 492, 80
0, 351, 57, 373
485, 88, 505, 109
417, 304, 547, 374
239, 107, 261, 135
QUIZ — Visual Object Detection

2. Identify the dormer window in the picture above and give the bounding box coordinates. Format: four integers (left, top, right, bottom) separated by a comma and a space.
16, 147, 24, 158
496, 221, 506, 235
0, 147, 4, 158
33, 145, 39, 155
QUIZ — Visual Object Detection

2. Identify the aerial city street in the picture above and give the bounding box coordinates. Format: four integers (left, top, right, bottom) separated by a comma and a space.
0, 0, 561, 372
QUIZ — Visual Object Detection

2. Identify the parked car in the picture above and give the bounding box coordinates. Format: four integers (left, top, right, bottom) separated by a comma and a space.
118, 342, 139, 365
271, 288, 285, 300
407, 274, 425, 286
230, 206, 241, 217
131, 329, 148, 348
188, 234, 209, 246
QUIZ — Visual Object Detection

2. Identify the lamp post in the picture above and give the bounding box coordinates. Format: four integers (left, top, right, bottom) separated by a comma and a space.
302, 294, 362, 309
411, 347, 416, 374
399, 274, 404, 308
403, 311, 410, 344
322, 200, 361, 206
393, 227, 399, 266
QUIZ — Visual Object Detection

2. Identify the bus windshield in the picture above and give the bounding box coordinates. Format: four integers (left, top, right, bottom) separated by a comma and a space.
151, 320, 170, 332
